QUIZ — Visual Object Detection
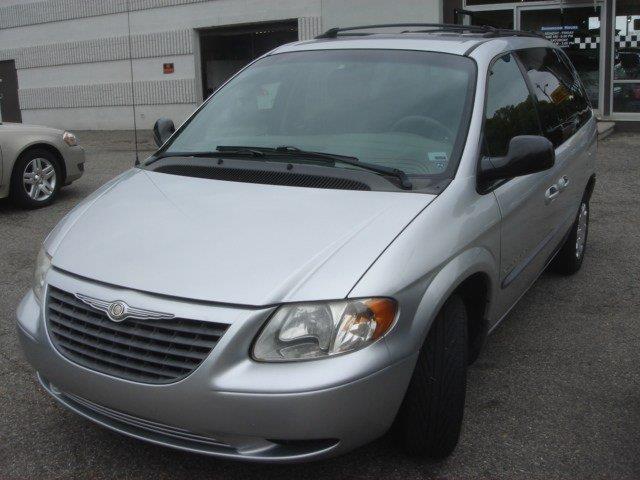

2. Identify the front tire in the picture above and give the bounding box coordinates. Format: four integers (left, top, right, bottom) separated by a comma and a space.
9, 148, 61, 209
397, 295, 468, 459
551, 198, 589, 275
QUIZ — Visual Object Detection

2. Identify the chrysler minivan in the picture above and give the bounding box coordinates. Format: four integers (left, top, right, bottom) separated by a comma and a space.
17, 24, 596, 462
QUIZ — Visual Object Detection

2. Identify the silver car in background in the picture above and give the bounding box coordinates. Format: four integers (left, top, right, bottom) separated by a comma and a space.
17, 24, 596, 463
0, 122, 84, 208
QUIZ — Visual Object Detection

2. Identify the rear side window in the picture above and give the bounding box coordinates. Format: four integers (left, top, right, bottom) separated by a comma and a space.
557, 49, 593, 114
483, 53, 541, 157
517, 48, 591, 147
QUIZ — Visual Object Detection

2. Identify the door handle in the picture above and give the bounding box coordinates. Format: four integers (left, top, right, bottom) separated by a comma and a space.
557, 175, 570, 191
545, 184, 560, 204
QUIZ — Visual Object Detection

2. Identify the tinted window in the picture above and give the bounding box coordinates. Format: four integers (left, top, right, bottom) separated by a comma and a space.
517, 48, 591, 147
558, 49, 593, 113
484, 53, 541, 157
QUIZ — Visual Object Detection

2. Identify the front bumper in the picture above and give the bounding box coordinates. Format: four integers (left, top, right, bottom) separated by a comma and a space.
62, 145, 85, 184
16, 269, 417, 462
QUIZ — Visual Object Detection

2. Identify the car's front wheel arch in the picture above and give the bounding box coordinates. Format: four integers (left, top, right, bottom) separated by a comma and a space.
453, 272, 491, 364
404, 248, 497, 359
16, 143, 67, 185
9, 145, 64, 208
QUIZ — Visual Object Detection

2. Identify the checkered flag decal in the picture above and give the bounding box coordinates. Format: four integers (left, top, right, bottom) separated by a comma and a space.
573, 36, 600, 49
573, 35, 640, 49
615, 35, 640, 48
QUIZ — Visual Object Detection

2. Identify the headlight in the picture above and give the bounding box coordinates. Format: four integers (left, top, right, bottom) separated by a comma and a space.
62, 131, 78, 146
33, 246, 52, 302
253, 298, 397, 362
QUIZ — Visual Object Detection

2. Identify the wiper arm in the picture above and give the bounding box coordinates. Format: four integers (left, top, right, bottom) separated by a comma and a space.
147, 148, 265, 165
271, 145, 413, 190
215, 146, 266, 157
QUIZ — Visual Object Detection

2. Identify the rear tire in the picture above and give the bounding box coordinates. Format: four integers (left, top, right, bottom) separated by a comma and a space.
551, 198, 589, 275
9, 148, 61, 209
397, 295, 467, 459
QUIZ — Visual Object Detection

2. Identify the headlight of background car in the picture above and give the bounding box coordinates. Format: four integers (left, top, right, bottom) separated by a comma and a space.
33, 246, 52, 302
62, 131, 78, 147
253, 298, 397, 362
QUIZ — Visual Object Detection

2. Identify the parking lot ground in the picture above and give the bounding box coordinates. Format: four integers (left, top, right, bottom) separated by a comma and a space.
1, 131, 639, 479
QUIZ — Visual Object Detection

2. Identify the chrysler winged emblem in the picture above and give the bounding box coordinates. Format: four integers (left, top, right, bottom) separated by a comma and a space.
75, 293, 175, 323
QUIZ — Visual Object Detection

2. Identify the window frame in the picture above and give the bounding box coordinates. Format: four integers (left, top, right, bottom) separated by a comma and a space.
476, 50, 544, 194
556, 47, 594, 111
155, 48, 479, 190
555, 47, 595, 131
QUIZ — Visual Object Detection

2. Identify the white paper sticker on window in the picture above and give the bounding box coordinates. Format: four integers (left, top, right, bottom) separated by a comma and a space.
428, 152, 448, 172
257, 82, 280, 110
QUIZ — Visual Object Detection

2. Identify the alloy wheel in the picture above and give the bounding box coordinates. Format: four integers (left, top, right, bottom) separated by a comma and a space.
23, 157, 56, 202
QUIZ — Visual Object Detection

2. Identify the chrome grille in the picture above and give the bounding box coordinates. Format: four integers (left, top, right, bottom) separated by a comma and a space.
46, 286, 228, 384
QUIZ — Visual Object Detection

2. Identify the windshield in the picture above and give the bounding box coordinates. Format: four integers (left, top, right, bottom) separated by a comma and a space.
165, 49, 476, 179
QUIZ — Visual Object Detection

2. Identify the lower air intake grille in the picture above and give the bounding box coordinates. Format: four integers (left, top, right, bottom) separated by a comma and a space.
154, 164, 371, 191
46, 286, 228, 384
62, 390, 232, 450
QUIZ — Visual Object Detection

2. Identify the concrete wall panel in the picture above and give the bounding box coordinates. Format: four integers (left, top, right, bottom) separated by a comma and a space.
22, 103, 197, 130
19, 78, 197, 109
0, 30, 193, 69
1, 0, 441, 130
322, 0, 442, 28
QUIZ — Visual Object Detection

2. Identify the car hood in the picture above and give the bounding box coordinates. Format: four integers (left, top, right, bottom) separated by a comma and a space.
0, 122, 62, 134
48, 169, 435, 305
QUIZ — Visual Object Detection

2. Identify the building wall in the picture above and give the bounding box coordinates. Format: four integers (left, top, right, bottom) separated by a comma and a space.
0, 0, 441, 130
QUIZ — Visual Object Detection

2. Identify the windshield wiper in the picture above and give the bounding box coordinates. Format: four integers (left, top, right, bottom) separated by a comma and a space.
218, 145, 413, 190
150, 145, 412, 190
277, 146, 413, 190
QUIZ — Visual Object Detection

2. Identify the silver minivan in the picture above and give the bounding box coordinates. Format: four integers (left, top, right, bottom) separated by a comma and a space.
17, 24, 596, 463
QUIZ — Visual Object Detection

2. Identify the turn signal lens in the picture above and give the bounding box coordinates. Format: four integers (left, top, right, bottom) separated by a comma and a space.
253, 298, 397, 362
32, 246, 52, 302
365, 298, 397, 339
62, 131, 78, 146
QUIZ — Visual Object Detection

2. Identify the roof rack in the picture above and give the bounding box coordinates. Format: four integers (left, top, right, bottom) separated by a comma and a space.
315, 23, 544, 40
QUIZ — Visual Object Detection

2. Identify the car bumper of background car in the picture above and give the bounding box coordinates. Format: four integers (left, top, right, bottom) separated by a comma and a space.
63, 145, 85, 184
16, 269, 417, 463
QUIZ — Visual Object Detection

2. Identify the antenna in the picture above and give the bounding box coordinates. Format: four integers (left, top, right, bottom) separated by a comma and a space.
126, 0, 140, 164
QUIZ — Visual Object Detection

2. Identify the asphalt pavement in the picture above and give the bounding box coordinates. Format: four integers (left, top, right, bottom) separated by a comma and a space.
1, 131, 639, 479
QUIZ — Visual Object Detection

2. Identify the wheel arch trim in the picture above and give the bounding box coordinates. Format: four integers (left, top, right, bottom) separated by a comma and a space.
584, 173, 596, 202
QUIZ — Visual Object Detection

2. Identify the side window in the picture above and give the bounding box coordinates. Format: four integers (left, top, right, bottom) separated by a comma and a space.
557, 48, 593, 120
517, 48, 591, 147
484, 53, 541, 157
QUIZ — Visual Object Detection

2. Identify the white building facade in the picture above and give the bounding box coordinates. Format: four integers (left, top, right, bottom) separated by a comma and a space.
0, 0, 443, 130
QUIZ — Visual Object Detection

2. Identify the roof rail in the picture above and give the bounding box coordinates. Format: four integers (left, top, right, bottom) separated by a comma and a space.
315, 23, 544, 40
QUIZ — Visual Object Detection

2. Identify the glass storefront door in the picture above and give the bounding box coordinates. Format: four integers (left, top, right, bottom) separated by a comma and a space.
520, 5, 603, 110
612, 0, 640, 114
459, 3, 603, 112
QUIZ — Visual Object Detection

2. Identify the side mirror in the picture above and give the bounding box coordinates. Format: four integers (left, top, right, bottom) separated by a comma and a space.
153, 118, 175, 148
479, 135, 555, 184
